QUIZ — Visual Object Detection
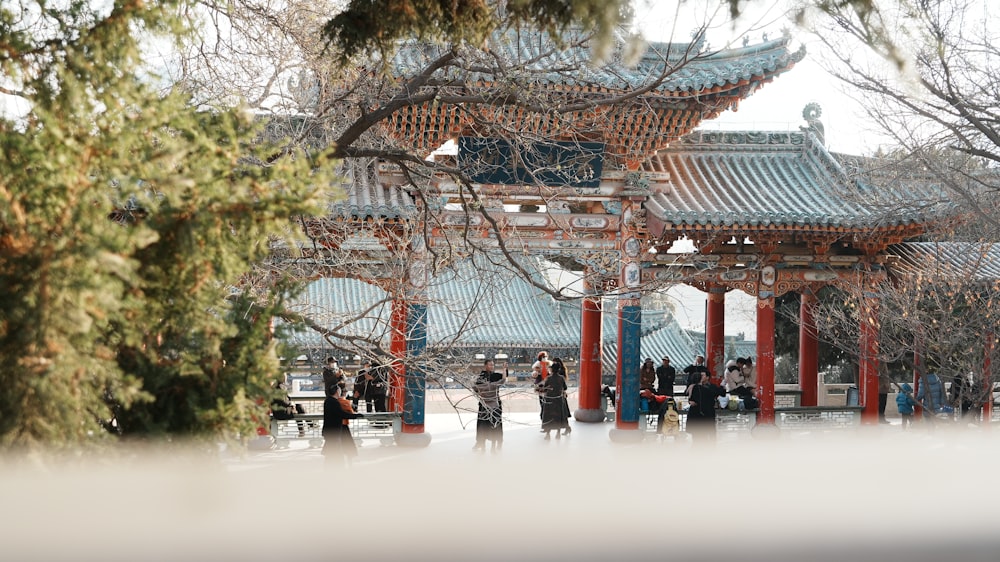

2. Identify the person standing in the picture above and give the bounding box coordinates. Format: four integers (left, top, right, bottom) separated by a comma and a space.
655, 356, 676, 396
366, 361, 389, 413
686, 372, 725, 444
353, 361, 372, 412
540, 359, 570, 439
916, 372, 950, 420
683, 354, 708, 396
640, 358, 656, 391
950, 372, 977, 421
551, 357, 572, 435
472, 359, 505, 452
896, 382, 918, 430
532, 351, 552, 379
322, 383, 361, 467
532, 351, 551, 425
322, 356, 345, 396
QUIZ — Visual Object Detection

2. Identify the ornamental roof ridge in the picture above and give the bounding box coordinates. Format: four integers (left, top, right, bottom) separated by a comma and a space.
677, 129, 810, 148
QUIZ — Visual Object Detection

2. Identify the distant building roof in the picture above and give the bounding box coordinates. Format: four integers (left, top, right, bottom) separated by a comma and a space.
643, 130, 955, 237
392, 31, 804, 96
383, 30, 804, 159
282, 258, 722, 361
889, 242, 1000, 283
600, 310, 699, 377
329, 158, 418, 220
284, 258, 579, 350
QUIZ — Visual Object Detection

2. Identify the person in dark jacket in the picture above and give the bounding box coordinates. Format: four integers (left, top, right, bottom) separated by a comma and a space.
472, 359, 505, 452
322, 356, 345, 396
896, 382, 918, 429
540, 359, 570, 440
366, 361, 389, 413
683, 354, 708, 396
916, 373, 952, 420
686, 371, 725, 444
655, 356, 676, 396
949, 373, 978, 421
353, 361, 371, 412
323, 383, 361, 467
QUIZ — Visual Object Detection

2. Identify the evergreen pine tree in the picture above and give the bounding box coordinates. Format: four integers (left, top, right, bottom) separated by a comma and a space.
0, 1, 335, 450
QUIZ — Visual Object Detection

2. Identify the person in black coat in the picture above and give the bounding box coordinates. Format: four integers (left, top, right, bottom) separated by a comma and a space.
472, 359, 505, 452
655, 356, 676, 396
683, 354, 708, 396
366, 361, 389, 413
686, 371, 725, 444
353, 361, 372, 412
540, 358, 571, 439
322, 356, 345, 396
323, 383, 362, 467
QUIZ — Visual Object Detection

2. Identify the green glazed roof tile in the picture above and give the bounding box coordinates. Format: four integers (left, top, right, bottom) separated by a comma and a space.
644, 130, 956, 230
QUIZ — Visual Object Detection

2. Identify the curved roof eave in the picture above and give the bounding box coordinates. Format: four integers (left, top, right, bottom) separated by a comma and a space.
643, 129, 960, 232
388, 29, 804, 97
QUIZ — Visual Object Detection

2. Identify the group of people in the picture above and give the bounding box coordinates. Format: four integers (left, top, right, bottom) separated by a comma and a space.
895, 371, 984, 429
470, 350, 574, 451
634, 354, 758, 443
318, 356, 390, 467
352, 359, 389, 413
533, 351, 572, 440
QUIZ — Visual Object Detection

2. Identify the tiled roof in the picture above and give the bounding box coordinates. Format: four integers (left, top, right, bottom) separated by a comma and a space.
889, 242, 1000, 282
599, 309, 700, 377
392, 30, 803, 96
284, 258, 579, 349
329, 159, 417, 219
643, 130, 955, 234
282, 260, 714, 361
727, 338, 759, 361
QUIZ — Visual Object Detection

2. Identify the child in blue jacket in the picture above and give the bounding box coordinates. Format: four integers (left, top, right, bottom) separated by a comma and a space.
896, 382, 918, 429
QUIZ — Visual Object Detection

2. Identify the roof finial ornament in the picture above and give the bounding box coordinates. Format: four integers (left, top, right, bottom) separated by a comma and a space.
742, 36, 750, 47
801, 102, 825, 146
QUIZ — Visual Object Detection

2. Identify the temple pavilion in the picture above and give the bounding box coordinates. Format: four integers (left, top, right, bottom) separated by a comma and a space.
284, 28, 968, 444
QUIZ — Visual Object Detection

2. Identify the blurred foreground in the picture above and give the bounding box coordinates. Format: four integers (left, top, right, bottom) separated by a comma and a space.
2, 411, 999, 561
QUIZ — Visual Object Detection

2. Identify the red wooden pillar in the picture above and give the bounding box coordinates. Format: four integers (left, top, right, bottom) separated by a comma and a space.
859, 291, 880, 425
389, 298, 407, 413
575, 282, 604, 423
756, 295, 776, 424
799, 289, 819, 407
706, 284, 726, 385
984, 330, 994, 427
